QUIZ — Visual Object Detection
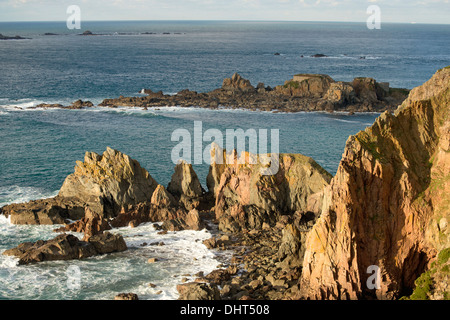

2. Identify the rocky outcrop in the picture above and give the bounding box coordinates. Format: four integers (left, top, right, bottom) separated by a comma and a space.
1, 197, 86, 225
212, 148, 332, 232
222, 72, 256, 93
2, 232, 127, 265
277, 224, 304, 271
54, 207, 112, 241
167, 160, 204, 210
0, 34, 29, 40
274, 74, 334, 98
30, 100, 93, 110
109, 201, 184, 229
98, 73, 408, 113
161, 208, 205, 231
151, 184, 177, 207
299, 67, 450, 300
58, 147, 158, 219
1, 147, 159, 225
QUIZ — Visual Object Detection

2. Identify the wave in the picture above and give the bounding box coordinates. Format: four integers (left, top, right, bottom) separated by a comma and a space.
0, 185, 58, 207
0, 219, 228, 300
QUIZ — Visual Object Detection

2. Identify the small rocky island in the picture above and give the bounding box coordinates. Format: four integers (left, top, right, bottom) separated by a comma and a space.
0, 33, 30, 40
102, 72, 409, 113
1, 67, 448, 301
31, 72, 410, 113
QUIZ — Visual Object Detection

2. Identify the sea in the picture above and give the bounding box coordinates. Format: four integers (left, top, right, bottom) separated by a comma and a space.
0, 20, 449, 300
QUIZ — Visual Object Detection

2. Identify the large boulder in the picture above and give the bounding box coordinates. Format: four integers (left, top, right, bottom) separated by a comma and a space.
109, 202, 184, 229
2, 232, 127, 265
58, 147, 158, 219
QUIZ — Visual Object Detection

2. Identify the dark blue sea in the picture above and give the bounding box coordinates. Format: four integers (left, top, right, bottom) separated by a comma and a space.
0, 21, 449, 300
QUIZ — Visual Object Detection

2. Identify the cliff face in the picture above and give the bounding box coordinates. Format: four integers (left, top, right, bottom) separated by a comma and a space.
299, 67, 450, 300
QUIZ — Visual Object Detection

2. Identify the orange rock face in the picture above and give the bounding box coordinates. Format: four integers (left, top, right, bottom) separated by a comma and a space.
299, 67, 450, 300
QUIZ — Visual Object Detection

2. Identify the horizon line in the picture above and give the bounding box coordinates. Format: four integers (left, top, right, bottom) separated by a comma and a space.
0, 19, 449, 26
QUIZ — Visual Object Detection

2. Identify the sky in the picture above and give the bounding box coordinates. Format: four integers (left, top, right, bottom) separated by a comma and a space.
0, 0, 449, 24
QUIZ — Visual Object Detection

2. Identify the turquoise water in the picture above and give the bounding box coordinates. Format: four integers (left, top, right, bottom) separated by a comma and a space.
0, 21, 449, 300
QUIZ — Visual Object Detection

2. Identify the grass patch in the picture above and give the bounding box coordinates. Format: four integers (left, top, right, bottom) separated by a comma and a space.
356, 131, 385, 162
437, 248, 450, 265
283, 81, 300, 89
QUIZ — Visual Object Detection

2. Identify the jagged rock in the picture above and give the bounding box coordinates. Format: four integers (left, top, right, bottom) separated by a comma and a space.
109, 202, 185, 229
167, 160, 204, 210
277, 224, 303, 270
325, 81, 356, 107
151, 184, 177, 207
87, 232, 127, 254
213, 149, 332, 232
1, 197, 85, 225
59, 147, 158, 219
98, 72, 408, 113
54, 207, 111, 240
222, 73, 255, 92
161, 209, 205, 231
299, 67, 450, 300
70, 99, 94, 109
176, 282, 220, 300
1, 147, 158, 225
2, 232, 126, 265
275, 74, 334, 98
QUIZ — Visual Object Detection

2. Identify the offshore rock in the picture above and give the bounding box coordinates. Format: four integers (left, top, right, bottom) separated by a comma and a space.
222, 72, 256, 92
98, 72, 408, 113
151, 184, 177, 207
299, 66, 450, 300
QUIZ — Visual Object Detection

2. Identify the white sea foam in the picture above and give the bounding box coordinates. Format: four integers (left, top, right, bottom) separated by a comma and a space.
0, 185, 58, 207
0, 217, 229, 300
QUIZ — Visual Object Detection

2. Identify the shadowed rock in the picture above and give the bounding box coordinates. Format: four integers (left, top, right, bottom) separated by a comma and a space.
299, 66, 450, 300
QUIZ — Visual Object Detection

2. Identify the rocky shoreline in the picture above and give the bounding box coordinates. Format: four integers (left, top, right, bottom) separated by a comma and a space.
1, 67, 449, 300
25, 72, 410, 114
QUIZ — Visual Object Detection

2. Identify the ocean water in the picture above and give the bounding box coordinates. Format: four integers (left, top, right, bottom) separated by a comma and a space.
0, 21, 449, 300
